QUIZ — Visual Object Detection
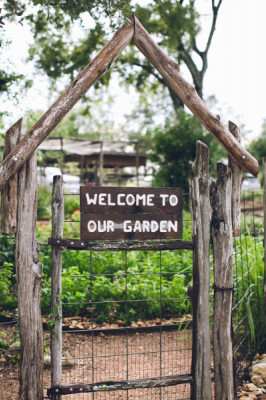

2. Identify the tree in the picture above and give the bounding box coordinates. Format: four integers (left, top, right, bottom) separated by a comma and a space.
248, 120, 266, 164
149, 109, 226, 191
15, 1, 223, 116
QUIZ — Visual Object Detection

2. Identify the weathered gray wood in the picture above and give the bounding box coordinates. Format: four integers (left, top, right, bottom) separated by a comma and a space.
1, 118, 22, 234
15, 151, 43, 400
228, 121, 242, 236
263, 157, 266, 311
133, 17, 259, 177
51, 176, 64, 400
0, 19, 134, 191
210, 163, 234, 400
189, 141, 211, 400
47, 374, 193, 396
48, 238, 194, 251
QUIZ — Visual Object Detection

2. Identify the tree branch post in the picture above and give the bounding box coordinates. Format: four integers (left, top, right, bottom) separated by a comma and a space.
51, 176, 64, 400
210, 163, 234, 400
189, 141, 212, 400
1, 118, 22, 234
228, 121, 242, 236
15, 151, 43, 400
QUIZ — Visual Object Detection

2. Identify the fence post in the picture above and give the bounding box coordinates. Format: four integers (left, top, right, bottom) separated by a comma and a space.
189, 140, 212, 400
15, 151, 43, 399
210, 163, 234, 400
228, 121, 242, 237
51, 176, 64, 399
263, 157, 266, 311
1, 119, 22, 234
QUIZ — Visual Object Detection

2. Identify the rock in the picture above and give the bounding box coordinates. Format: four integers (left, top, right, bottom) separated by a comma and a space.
251, 375, 265, 388
245, 383, 261, 392
250, 363, 266, 387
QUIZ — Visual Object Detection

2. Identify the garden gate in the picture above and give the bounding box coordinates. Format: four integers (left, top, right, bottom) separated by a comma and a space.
0, 15, 259, 400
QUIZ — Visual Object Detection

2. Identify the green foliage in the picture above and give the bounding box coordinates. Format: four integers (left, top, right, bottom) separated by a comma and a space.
37, 185, 52, 219
248, 119, 266, 164
149, 110, 226, 191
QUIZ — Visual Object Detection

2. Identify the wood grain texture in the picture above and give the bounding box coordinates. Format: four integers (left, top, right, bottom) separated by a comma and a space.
0, 19, 134, 191
228, 121, 242, 237
48, 238, 194, 251
47, 374, 192, 396
210, 163, 234, 400
133, 16, 259, 177
1, 118, 22, 234
51, 176, 64, 400
15, 151, 43, 400
189, 141, 212, 400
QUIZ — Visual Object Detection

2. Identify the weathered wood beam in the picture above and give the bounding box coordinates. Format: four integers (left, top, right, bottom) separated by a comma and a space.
133, 16, 259, 177
15, 151, 43, 400
228, 121, 242, 236
47, 374, 192, 396
0, 19, 134, 190
51, 176, 64, 400
1, 118, 22, 234
48, 238, 194, 251
210, 163, 234, 400
189, 141, 211, 400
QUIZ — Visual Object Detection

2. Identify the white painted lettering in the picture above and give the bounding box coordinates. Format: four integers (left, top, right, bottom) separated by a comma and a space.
107, 194, 116, 206
86, 193, 98, 205
99, 193, 106, 205
142, 220, 150, 232
107, 220, 114, 232
133, 220, 142, 232
124, 220, 132, 232
168, 220, 178, 232
147, 194, 155, 206
169, 195, 178, 206
135, 194, 146, 206
126, 194, 135, 206
88, 220, 97, 232
98, 221, 106, 232
160, 220, 168, 232
117, 194, 125, 205
160, 194, 168, 206
151, 221, 159, 232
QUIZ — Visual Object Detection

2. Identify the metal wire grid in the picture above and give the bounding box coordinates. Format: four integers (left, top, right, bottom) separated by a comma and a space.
59, 249, 192, 400
232, 190, 265, 358
57, 192, 192, 399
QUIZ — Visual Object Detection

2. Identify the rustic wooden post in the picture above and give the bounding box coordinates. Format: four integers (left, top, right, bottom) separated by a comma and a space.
263, 157, 266, 311
15, 151, 43, 400
1, 118, 22, 234
51, 176, 64, 400
228, 121, 242, 236
210, 163, 234, 400
189, 141, 212, 400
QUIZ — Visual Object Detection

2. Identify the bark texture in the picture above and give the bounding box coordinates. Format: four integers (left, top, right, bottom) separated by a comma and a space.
51, 176, 64, 400
15, 151, 43, 400
228, 121, 242, 237
189, 141, 212, 400
211, 163, 234, 400
1, 118, 22, 234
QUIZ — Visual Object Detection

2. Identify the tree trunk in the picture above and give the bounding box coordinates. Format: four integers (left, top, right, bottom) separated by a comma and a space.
15, 151, 43, 400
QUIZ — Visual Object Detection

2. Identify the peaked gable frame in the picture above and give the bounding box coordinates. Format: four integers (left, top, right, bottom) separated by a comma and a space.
0, 16, 258, 189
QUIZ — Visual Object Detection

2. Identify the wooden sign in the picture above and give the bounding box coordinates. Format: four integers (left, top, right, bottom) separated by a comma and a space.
80, 187, 182, 241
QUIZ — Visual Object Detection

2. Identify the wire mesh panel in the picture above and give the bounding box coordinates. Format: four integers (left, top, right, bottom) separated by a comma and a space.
233, 190, 265, 358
